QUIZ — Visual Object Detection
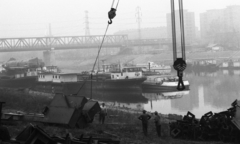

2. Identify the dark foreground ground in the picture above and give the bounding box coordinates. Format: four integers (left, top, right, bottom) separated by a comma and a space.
0, 88, 234, 144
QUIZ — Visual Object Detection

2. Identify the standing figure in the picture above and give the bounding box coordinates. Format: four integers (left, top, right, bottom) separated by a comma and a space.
138, 110, 151, 136
154, 111, 161, 137
99, 103, 107, 124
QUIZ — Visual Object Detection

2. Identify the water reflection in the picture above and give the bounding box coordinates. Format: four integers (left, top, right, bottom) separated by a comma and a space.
142, 90, 189, 101
143, 70, 240, 118
89, 90, 148, 112
77, 68, 240, 118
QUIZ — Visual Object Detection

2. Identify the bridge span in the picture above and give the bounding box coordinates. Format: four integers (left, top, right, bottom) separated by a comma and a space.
0, 35, 171, 52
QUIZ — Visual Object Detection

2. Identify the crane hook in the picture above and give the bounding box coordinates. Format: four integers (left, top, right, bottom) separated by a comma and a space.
108, 8, 116, 24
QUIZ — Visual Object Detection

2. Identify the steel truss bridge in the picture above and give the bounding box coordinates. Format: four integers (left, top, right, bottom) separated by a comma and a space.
0, 35, 171, 52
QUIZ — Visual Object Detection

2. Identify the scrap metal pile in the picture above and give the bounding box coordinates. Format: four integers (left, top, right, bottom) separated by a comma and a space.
0, 94, 120, 143
170, 100, 240, 143
1, 93, 100, 128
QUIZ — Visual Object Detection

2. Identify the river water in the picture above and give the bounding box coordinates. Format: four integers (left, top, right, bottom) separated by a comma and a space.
90, 68, 240, 119
144, 69, 240, 118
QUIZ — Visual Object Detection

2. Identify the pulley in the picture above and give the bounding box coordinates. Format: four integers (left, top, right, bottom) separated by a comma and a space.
173, 58, 187, 90
108, 8, 116, 24
108, 0, 119, 24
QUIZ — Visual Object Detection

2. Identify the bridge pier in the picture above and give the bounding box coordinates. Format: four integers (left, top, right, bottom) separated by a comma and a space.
43, 48, 55, 66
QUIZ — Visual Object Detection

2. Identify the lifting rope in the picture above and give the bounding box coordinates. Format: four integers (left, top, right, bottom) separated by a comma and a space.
171, 0, 187, 91
92, 0, 119, 75
76, 0, 119, 98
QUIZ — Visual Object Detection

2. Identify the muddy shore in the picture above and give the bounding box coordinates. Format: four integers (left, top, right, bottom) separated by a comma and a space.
0, 88, 231, 144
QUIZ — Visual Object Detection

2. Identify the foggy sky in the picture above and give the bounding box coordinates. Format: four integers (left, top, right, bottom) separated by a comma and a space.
0, 0, 239, 38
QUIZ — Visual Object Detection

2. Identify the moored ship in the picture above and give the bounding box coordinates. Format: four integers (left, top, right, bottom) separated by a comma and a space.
142, 75, 190, 92
219, 59, 240, 69
136, 61, 171, 70
142, 90, 190, 100
0, 58, 45, 89
33, 65, 147, 95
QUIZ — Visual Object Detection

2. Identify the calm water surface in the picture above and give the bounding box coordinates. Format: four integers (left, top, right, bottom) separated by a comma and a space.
63, 67, 240, 119
144, 69, 240, 118
89, 69, 240, 119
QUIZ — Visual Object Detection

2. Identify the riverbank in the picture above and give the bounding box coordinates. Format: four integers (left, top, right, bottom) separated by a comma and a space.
4, 112, 231, 144
4, 112, 230, 144
0, 88, 231, 144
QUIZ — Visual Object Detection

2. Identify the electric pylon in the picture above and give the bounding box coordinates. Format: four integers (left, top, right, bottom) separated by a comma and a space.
135, 6, 142, 40
85, 11, 90, 36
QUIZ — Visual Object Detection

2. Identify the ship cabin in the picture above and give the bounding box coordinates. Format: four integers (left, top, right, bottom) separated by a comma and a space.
52, 73, 78, 83
38, 73, 54, 82
221, 62, 229, 68
102, 64, 111, 73
41, 66, 59, 73
220, 59, 240, 69
26, 68, 38, 76
15, 73, 25, 78
194, 59, 217, 66
38, 73, 78, 83
110, 67, 143, 80
144, 75, 178, 83
232, 60, 240, 68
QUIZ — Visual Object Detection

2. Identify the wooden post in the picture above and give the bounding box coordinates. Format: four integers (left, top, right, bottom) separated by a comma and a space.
0, 102, 6, 125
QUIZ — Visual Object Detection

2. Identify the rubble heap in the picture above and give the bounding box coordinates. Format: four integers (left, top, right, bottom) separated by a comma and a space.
170, 99, 240, 143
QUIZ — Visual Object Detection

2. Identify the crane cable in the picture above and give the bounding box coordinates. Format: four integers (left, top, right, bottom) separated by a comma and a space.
171, 0, 187, 91
171, 0, 177, 61
92, 0, 119, 76
76, 0, 119, 98
179, 0, 186, 60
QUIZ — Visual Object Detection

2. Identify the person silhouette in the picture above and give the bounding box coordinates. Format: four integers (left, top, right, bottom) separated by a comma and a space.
99, 103, 107, 124
138, 110, 151, 136
154, 111, 161, 137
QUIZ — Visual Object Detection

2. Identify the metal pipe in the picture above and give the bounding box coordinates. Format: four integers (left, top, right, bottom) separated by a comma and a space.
0, 102, 6, 126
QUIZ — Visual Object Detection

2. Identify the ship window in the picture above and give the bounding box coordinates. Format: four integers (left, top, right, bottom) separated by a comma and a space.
53, 76, 54, 78
121, 73, 123, 76
112, 75, 114, 78
43, 75, 45, 78
59, 76, 60, 79
55, 75, 57, 78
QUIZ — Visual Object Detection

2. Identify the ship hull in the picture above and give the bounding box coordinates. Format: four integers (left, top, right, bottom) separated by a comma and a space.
0, 76, 37, 89
33, 77, 147, 96
142, 81, 190, 93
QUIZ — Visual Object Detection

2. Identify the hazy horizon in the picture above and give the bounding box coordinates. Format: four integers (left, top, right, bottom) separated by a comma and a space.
0, 0, 240, 38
